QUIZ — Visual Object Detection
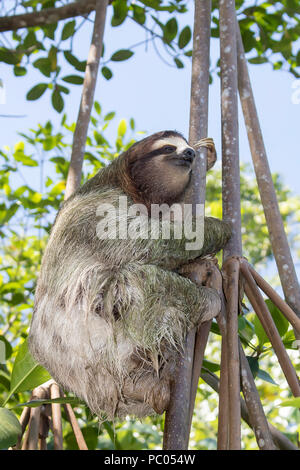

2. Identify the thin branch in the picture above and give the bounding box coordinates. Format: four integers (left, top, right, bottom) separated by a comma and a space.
0, 1, 97, 33
222, 257, 241, 449
241, 264, 300, 397
163, 332, 195, 450
189, 320, 212, 427
236, 19, 300, 337
219, 0, 242, 450
63, 402, 88, 450
219, 1, 242, 259
65, 0, 108, 199
50, 382, 63, 450
201, 370, 298, 451
246, 262, 300, 335
216, 293, 229, 449
239, 342, 277, 450
15, 406, 31, 449
187, 0, 213, 433
39, 407, 50, 450
163, 0, 212, 450
22, 386, 48, 450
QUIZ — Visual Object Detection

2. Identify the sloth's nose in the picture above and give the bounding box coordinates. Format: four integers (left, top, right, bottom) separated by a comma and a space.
183, 148, 196, 161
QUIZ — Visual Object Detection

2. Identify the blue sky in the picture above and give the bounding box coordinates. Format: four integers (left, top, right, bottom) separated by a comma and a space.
1, 6, 299, 197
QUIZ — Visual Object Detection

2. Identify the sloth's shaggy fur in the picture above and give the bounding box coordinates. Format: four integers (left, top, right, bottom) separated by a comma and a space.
29, 131, 231, 419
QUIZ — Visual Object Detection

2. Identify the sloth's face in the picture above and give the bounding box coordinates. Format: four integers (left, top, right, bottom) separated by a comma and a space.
129, 134, 196, 206
148, 136, 196, 171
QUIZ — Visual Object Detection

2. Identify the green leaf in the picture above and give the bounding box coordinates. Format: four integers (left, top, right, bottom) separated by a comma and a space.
33, 58, 52, 77
111, 0, 128, 27
118, 119, 127, 137
101, 66, 113, 80
111, 49, 134, 62
0, 47, 20, 65
129, 118, 135, 130
210, 321, 221, 336
13, 142, 37, 167
132, 4, 146, 25
254, 299, 289, 347
0, 408, 21, 450
238, 316, 255, 343
42, 22, 57, 40
253, 315, 269, 347
94, 101, 101, 115
265, 299, 289, 338
163, 18, 178, 43
62, 75, 84, 85
57, 84, 70, 95
15, 397, 83, 408
13, 66, 27, 77
174, 57, 184, 69
3, 339, 51, 406
249, 56, 268, 64
63, 51, 86, 71
26, 83, 48, 101
23, 30, 37, 49
202, 359, 220, 373
48, 46, 57, 71
61, 20, 76, 41
51, 88, 64, 113
256, 368, 277, 385
178, 26, 192, 49
279, 397, 300, 408
0, 336, 13, 360
246, 356, 259, 378
104, 111, 116, 121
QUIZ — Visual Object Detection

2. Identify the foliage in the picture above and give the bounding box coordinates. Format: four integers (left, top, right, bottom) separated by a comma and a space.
0, 0, 299, 112
0, 109, 299, 449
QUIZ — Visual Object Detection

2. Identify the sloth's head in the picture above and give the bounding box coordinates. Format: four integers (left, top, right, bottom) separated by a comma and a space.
120, 131, 197, 207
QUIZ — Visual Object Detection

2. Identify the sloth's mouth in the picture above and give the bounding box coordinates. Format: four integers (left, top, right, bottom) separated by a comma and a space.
172, 155, 194, 167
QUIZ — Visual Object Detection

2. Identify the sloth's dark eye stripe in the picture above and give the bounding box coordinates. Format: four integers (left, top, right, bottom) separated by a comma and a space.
143, 145, 177, 160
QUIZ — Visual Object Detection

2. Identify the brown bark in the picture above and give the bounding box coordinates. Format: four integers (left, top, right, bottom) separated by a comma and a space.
163, 0, 212, 450
236, 21, 300, 338
219, 0, 242, 449
202, 371, 298, 451
239, 343, 277, 450
63, 402, 88, 450
64, 0, 108, 199
241, 264, 300, 397
216, 293, 229, 449
246, 262, 300, 334
0, 1, 97, 33
50, 382, 63, 450
219, 1, 242, 260
222, 258, 241, 449
22, 386, 48, 450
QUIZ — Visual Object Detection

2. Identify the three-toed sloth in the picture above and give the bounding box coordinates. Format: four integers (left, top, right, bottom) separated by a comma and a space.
29, 131, 231, 419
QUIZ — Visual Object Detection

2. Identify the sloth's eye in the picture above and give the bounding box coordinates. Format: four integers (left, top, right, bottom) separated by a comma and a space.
163, 146, 175, 153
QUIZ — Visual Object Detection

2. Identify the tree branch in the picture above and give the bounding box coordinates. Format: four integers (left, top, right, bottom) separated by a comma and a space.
65, 0, 108, 199
0, 1, 98, 33
201, 370, 298, 451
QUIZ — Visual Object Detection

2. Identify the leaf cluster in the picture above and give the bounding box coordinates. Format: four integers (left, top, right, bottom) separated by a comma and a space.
0, 0, 299, 112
